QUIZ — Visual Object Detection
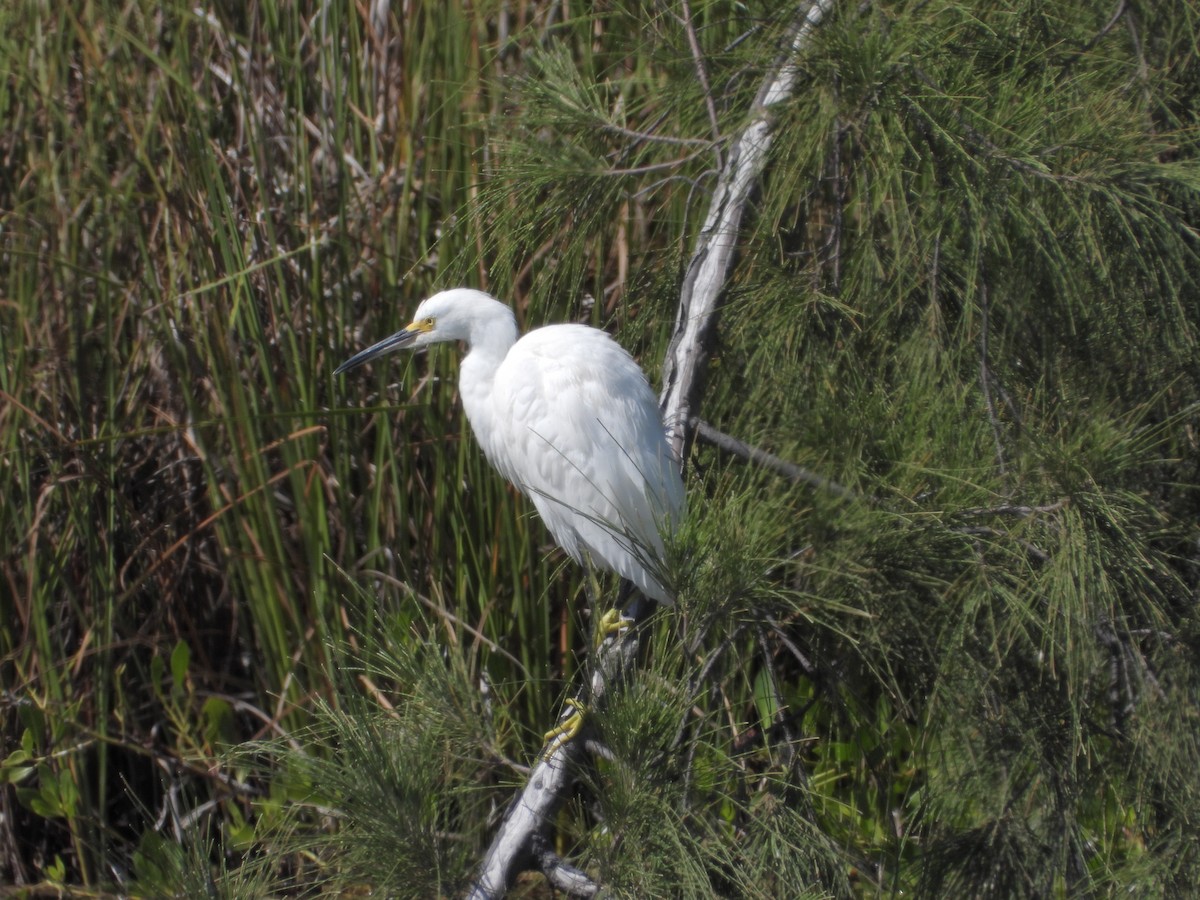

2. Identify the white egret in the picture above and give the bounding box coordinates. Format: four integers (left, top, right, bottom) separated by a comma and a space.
335, 288, 684, 606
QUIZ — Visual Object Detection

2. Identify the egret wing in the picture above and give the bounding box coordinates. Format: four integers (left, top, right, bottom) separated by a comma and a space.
491, 324, 683, 601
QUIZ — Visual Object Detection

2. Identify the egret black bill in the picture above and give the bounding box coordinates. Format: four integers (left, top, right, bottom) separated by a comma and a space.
334, 325, 422, 374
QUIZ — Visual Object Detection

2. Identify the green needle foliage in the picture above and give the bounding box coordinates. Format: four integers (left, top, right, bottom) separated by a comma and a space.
1, 0, 1198, 896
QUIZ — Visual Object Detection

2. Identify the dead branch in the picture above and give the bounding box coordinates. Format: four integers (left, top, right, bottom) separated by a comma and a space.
660, 0, 837, 461
468, 622, 642, 899
692, 418, 854, 499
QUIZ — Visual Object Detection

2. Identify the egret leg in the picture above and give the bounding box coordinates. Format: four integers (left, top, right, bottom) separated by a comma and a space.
595, 607, 633, 643
540, 581, 654, 760
594, 579, 653, 645
540, 698, 586, 761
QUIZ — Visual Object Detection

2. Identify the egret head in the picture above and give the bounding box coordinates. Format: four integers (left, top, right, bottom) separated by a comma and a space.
334, 288, 516, 374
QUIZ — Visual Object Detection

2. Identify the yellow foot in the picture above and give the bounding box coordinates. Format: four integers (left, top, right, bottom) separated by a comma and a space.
540, 698, 587, 761
595, 608, 634, 646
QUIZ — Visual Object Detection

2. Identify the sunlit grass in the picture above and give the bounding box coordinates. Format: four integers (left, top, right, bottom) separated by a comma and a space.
2, 0, 1199, 895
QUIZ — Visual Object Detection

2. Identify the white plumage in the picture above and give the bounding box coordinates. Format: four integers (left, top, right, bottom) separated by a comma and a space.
336, 288, 684, 603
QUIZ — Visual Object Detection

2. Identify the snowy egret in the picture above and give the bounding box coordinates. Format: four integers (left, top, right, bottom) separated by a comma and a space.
335, 288, 684, 605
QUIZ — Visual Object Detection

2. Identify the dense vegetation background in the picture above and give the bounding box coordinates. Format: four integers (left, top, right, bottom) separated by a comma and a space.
2, 0, 1198, 896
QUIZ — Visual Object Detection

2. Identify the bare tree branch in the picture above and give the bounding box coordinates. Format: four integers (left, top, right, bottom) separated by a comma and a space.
692, 418, 855, 499
661, 0, 837, 461
468, 624, 642, 899
532, 833, 601, 897
468, 743, 580, 898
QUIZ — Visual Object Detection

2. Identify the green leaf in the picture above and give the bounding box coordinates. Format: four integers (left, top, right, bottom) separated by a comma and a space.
753, 668, 779, 735
149, 653, 165, 698
170, 639, 191, 693
23, 766, 63, 818
0, 752, 33, 785
45, 855, 66, 883
201, 696, 235, 748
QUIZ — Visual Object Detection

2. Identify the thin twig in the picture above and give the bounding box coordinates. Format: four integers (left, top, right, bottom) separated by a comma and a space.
677, 0, 723, 160
949, 525, 1050, 564
600, 118, 715, 148
603, 145, 715, 176
952, 499, 1068, 519
765, 615, 818, 678
692, 418, 856, 500
1083, 0, 1128, 50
